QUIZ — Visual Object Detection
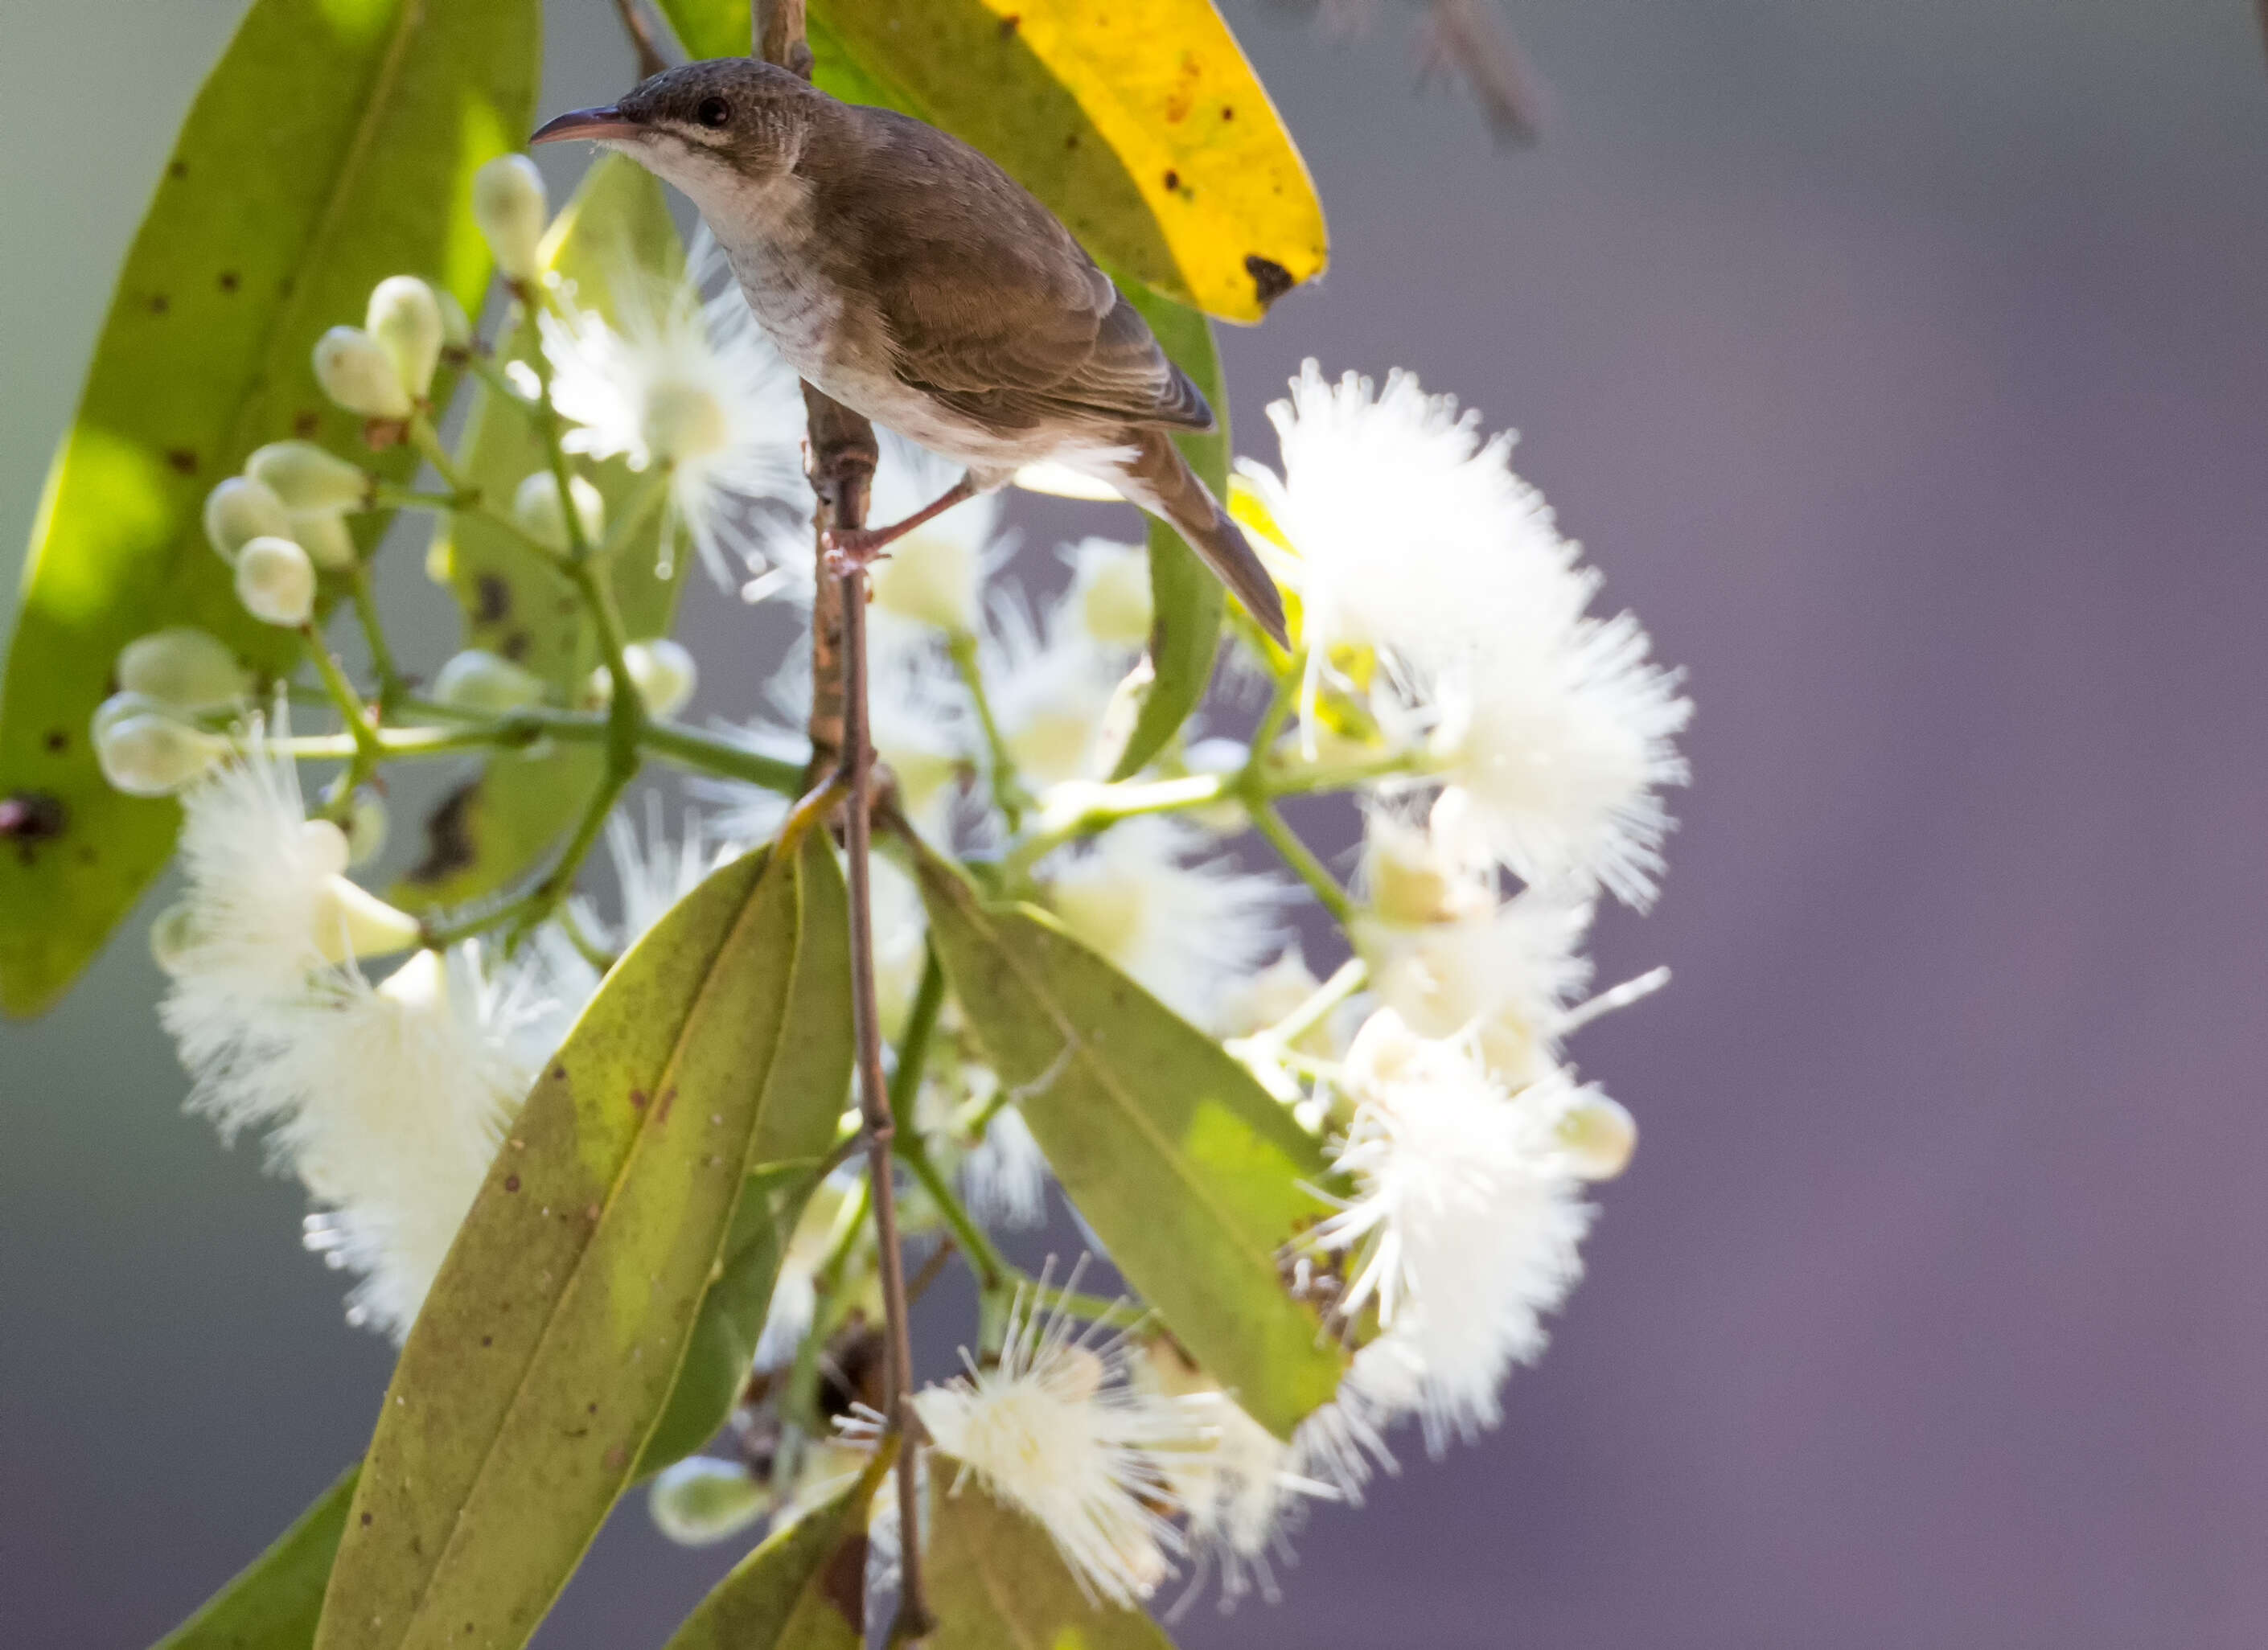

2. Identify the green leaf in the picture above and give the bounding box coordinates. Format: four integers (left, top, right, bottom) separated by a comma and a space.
316, 831, 850, 1650
641, 835, 854, 1475
659, 1446, 894, 1650
0, 0, 539, 1016
913, 848, 1346, 1439
926, 1480, 1176, 1650
154, 1466, 358, 1650
397, 154, 688, 909
653, 0, 1325, 322
1107, 280, 1227, 780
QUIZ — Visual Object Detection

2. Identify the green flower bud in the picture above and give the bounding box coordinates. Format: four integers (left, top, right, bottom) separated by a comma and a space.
512, 470, 605, 552
150, 901, 202, 975
433, 649, 544, 714
366, 276, 444, 399
288, 507, 358, 571
246, 440, 368, 512
203, 475, 290, 564
312, 325, 413, 420
435, 287, 473, 350
92, 701, 225, 797
235, 536, 317, 626
619, 638, 697, 718
116, 626, 247, 712
647, 1458, 772, 1547
472, 154, 548, 282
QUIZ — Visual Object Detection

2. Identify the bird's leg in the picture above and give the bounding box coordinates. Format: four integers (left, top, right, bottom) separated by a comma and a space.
820, 474, 980, 575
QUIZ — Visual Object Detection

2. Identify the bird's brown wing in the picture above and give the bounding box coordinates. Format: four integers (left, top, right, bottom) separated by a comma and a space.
832, 108, 1214, 434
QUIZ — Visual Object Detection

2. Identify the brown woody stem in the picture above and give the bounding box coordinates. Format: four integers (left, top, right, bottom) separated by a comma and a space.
756, 2, 927, 1637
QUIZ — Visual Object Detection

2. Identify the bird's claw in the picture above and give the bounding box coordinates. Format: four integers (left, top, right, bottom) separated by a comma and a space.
820, 527, 890, 579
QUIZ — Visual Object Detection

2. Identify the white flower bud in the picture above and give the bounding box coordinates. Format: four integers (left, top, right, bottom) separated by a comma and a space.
641, 378, 731, 465
92, 703, 225, 797
1362, 815, 1459, 926
1070, 539, 1152, 647
343, 791, 388, 867
289, 508, 358, 571
618, 637, 697, 718
300, 818, 351, 877
150, 902, 201, 975
310, 870, 421, 963
472, 154, 548, 282
647, 1457, 773, 1547
433, 649, 544, 714
1341, 1007, 1430, 1095
246, 441, 368, 512
203, 475, 291, 564
1555, 1092, 1637, 1181
869, 534, 978, 632
366, 275, 444, 399
235, 536, 317, 626
116, 627, 246, 712
512, 470, 605, 552
312, 326, 413, 420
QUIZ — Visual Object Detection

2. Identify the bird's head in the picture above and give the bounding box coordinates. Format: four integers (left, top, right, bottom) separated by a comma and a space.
531, 60, 811, 207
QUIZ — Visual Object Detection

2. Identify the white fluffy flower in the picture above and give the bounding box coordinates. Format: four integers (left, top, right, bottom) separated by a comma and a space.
1239, 362, 1572, 673
1042, 819, 1284, 1029
1243, 363, 1692, 905
1139, 1344, 1345, 1609
960, 1102, 1050, 1229
1315, 1011, 1593, 1451
292, 948, 549, 1339
1407, 611, 1691, 908
1354, 802, 1596, 1062
158, 737, 421, 1073
914, 1282, 1196, 1606
984, 593, 1123, 789
602, 798, 732, 947
540, 260, 804, 588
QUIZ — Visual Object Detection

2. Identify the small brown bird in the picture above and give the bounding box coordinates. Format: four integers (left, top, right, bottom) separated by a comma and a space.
532, 60, 1289, 646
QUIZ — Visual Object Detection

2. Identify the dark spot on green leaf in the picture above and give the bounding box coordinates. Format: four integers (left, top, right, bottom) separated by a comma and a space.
360, 1512, 372, 1526
0, 793, 67, 842
217, 270, 240, 293
1163, 168, 1181, 192
147, 293, 169, 314
166, 160, 187, 180
1244, 254, 1295, 308
42, 729, 67, 754
294, 409, 321, 437
475, 574, 511, 625
998, 13, 1020, 38
405, 780, 479, 885
500, 631, 530, 662
630, 1089, 647, 1108
504, 1174, 520, 1192
166, 449, 199, 475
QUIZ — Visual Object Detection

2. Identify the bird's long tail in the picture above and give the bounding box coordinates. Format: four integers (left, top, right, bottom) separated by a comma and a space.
1114, 427, 1290, 649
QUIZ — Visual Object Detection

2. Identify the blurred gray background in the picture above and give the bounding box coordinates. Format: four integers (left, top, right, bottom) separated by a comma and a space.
8, 1, 2268, 1644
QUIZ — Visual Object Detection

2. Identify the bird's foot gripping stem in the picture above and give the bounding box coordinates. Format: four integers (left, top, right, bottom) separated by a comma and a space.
820, 474, 979, 577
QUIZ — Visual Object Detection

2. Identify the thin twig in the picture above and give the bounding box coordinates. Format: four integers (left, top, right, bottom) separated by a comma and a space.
610, 0, 670, 78
754, 1, 924, 1632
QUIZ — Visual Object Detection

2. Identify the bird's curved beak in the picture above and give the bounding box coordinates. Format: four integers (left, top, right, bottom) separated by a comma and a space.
530, 105, 640, 146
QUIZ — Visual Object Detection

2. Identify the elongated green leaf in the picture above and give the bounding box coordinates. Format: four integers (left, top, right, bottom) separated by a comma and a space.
398, 154, 688, 909
0, 0, 538, 1016
642, 839, 854, 1474
1108, 280, 1227, 779
927, 1481, 1176, 1650
154, 1466, 358, 1650
914, 849, 1344, 1439
317, 831, 848, 1650
654, 0, 1325, 322
660, 1445, 894, 1650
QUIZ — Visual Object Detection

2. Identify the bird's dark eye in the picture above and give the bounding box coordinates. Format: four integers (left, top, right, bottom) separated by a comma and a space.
696, 96, 730, 129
